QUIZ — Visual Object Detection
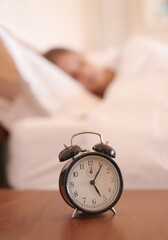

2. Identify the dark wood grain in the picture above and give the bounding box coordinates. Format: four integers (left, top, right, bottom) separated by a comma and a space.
0, 190, 168, 240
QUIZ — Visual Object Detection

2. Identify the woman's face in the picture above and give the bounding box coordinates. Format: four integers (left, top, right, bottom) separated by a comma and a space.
53, 52, 107, 96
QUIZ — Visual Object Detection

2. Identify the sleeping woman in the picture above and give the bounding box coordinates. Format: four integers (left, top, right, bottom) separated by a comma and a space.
43, 48, 116, 98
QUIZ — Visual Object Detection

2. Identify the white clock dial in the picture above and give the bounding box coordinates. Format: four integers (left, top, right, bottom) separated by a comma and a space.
66, 154, 121, 213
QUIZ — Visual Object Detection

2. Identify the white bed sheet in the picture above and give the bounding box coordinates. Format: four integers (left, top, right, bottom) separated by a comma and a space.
8, 117, 85, 189
8, 111, 168, 190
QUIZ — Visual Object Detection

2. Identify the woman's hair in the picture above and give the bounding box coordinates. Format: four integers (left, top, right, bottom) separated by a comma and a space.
43, 48, 73, 63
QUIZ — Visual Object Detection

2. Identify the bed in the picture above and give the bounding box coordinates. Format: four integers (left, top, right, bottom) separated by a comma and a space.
0, 27, 168, 190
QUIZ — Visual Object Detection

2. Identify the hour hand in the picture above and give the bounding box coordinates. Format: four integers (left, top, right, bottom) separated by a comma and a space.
93, 184, 101, 197
90, 180, 101, 197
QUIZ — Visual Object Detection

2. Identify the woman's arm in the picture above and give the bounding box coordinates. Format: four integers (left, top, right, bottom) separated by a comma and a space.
0, 38, 21, 100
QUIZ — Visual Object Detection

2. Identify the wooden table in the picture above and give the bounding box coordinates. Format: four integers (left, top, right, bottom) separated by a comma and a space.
0, 190, 168, 240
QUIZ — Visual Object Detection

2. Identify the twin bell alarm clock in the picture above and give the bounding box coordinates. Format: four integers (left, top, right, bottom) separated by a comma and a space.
58, 131, 123, 218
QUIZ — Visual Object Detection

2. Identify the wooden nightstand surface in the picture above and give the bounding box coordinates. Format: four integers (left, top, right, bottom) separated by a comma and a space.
0, 190, 168, 240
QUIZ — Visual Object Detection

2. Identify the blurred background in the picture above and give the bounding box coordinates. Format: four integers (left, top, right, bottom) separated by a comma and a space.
1, 0, 168, 190
0, 0, 168, 52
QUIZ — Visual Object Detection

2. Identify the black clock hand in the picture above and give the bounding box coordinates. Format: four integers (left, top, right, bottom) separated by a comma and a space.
94, 163, 103, 181
93, 184, 101, 197
90, 180, 101, 197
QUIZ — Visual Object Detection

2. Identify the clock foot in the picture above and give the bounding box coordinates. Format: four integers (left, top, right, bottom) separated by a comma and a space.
72, 208, 79, 218
111, 207, 117, 214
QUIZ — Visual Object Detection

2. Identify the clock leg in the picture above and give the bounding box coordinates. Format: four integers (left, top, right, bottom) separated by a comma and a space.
72, 208, 79, 218
110, 207, 117, 214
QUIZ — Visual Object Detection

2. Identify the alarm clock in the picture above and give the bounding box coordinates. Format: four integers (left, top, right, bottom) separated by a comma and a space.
59, 131, 123, 218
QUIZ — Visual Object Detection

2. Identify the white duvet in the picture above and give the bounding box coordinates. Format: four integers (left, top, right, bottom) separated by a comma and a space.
5, 35, 168, 190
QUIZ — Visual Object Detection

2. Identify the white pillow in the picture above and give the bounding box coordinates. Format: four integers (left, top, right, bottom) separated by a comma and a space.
0, 28, 100, 130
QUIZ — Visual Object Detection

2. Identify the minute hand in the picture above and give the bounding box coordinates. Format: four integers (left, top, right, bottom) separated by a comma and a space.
94, 164, 103, 181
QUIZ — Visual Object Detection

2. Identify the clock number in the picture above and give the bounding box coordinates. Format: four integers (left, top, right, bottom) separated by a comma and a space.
70, 181, 74, 188
110, 177, 114, 183
80, 163, 84, 170
106, 168, 110, 174
74, 191, 78, 197
88, 160, 93, 166
92, 199, 96, 205
73, 172, 78, 177
83, 197, 86, 203
108, 188, 112, 193
99, 162, 102, 167
103, 195, 106, 201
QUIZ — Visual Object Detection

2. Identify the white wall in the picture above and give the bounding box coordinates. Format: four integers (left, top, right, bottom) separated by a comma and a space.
0, 0, 134, 52
1, 0, 166, 52
83, 0, 130, 50
0, 0, 86, 52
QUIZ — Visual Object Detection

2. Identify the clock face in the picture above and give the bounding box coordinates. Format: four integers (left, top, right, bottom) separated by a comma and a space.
65, 153, 123, 213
